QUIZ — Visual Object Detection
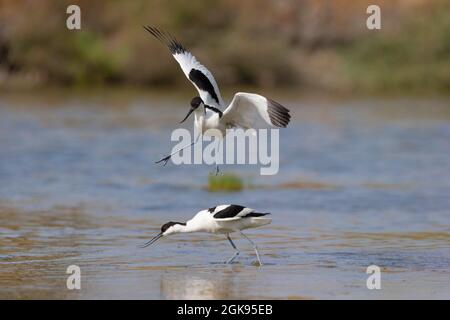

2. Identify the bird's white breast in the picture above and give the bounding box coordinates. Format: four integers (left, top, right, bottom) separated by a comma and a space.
195, 111, 225, 137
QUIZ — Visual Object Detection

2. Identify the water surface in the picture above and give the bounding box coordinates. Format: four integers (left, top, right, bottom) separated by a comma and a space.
0, 94, 449, 299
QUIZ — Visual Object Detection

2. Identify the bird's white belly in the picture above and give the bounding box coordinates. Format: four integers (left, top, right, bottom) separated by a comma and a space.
212, 217, 272, 234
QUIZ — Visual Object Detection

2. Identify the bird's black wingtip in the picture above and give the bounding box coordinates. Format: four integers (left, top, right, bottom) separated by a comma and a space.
143, 26, 160, 38
267, 98, 291, 128
143, 26, 186, 55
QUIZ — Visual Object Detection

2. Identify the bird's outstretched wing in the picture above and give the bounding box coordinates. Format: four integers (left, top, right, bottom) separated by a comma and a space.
144, 26, 224, 109
221, 92, 290, 129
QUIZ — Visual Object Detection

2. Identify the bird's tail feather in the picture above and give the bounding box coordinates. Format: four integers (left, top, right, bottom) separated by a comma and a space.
245, 212, 271, 218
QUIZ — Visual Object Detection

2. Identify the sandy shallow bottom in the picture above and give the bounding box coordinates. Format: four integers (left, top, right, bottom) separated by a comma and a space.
1, 207, 449, 299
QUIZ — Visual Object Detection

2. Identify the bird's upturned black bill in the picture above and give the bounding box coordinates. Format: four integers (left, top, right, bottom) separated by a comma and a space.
139, 233, 163, 248
180, 107, 195, 123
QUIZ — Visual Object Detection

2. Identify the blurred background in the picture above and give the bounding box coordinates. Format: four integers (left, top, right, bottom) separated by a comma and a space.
1, 0, 449, 93
0, 0, 449, 299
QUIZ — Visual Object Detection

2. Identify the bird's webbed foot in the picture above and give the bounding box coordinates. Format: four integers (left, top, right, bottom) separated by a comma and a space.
155, 155, 171, 166
226, 251, 239, 264
209, 165, 220, 176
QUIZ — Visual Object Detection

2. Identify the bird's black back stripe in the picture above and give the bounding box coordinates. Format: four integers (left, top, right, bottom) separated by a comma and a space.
205, 105, 223, 117
267, 99, 290, 128
143, 26, 186, 55
208, 206, 216, 213
189, 69, 220, 105
213, 205, 246, 219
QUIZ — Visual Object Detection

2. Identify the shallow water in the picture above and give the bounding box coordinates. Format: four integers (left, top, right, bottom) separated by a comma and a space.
0, 93, 449, 299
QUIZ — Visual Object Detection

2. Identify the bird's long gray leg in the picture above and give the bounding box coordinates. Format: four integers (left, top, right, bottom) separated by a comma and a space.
240, 231, 262, 266
212, 138, 222, 175
156, 135, 200, 166
215, 164, 220, 176
209, 163, 220, 176
226, 234, 240, 264
216, 138, 223, 175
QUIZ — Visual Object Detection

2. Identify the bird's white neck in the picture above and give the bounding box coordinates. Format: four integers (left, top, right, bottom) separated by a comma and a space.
193, 107, 205, 123
192, 107, 207, 133
171, 220, 199, 233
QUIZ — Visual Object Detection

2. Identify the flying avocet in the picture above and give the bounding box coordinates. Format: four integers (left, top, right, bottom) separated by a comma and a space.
140, 204, 271, 266
144, 27, 291, 172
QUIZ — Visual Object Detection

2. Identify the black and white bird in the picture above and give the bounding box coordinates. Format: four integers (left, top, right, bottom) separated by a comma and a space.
144, 27, 291, 169
140, 204, 271, 266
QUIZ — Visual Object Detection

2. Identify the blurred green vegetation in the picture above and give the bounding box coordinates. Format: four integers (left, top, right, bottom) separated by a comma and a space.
207, 173, 246, 192
0, 0, 449, 94
340, 0, 450, 94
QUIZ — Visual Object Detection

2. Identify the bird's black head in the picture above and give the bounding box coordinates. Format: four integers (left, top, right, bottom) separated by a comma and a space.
191, 96, 203, 108
161, 221, 186, 233
180, 97, 203, 123
139, 221, 186, 248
